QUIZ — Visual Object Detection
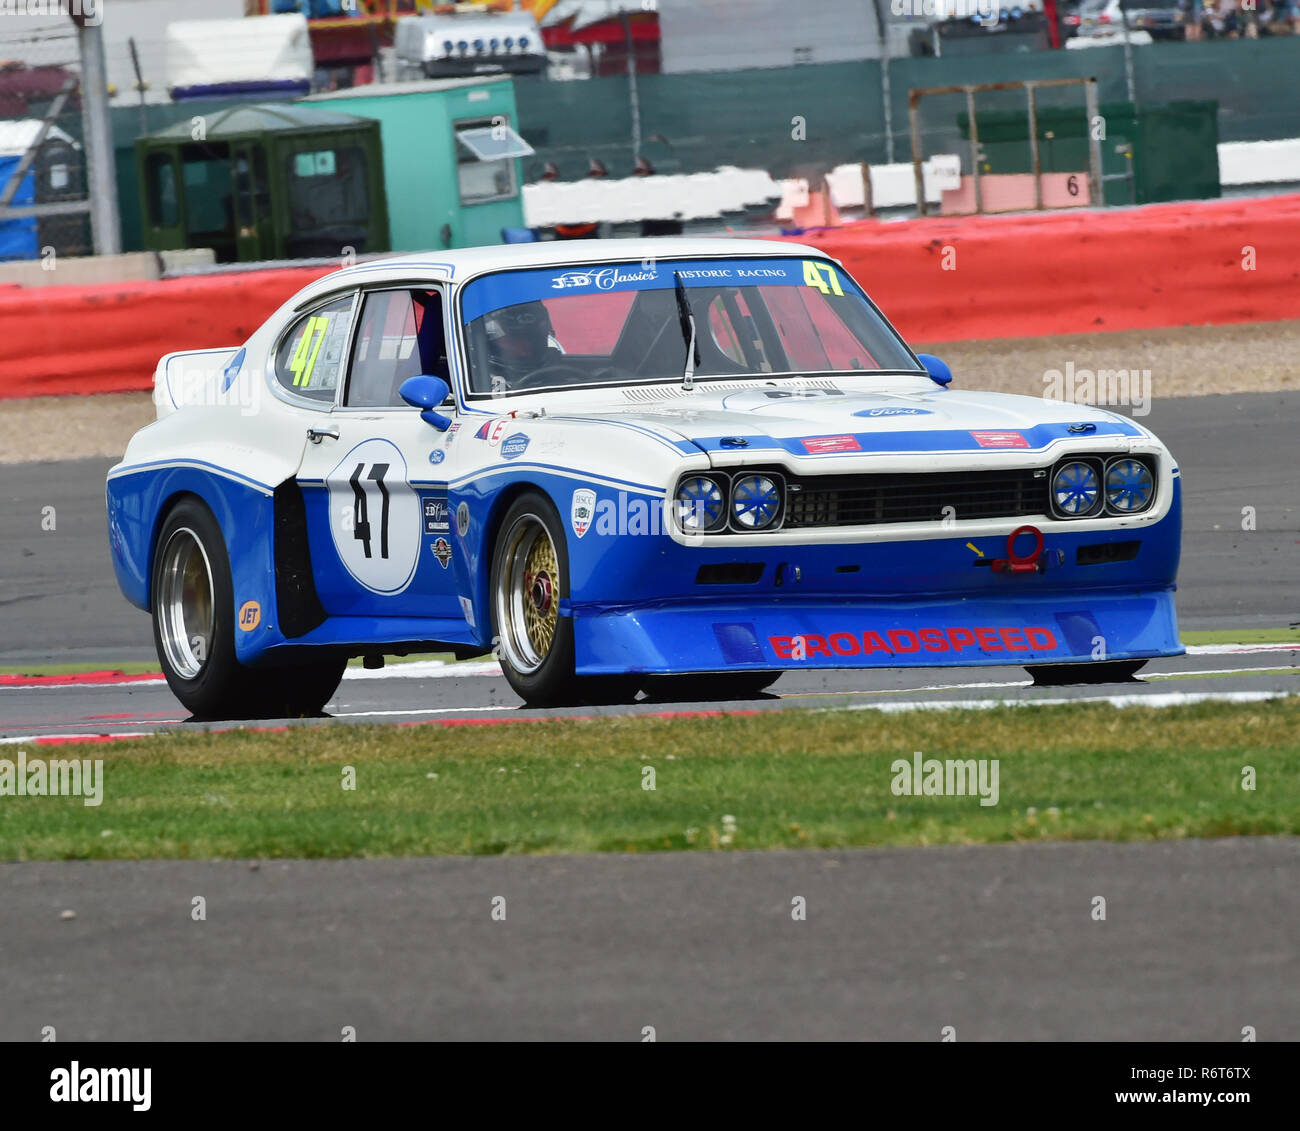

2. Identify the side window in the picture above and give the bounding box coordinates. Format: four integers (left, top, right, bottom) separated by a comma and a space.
345, 289, 447, 407
274, 295, 356, 404
455, 117, 530, 205
287, 146, 369, 232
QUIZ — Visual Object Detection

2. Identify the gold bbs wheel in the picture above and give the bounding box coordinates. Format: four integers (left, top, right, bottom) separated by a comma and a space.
495, 510, 561, 675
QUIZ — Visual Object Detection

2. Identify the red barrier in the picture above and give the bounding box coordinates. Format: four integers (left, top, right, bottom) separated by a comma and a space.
0, 265, 332, 400
2, 193, 1299, 400
794, 193, 1300, 344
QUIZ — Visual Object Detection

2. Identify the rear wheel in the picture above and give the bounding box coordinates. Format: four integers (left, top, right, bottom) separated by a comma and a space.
152, 498, 344, 719
640, 672, 782, 702
1024, 659, 1148, 686
491, 492, 639, 707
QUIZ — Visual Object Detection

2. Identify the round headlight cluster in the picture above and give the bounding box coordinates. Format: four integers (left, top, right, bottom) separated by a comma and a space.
676, 475, 726, 533
1051, 456, 1156, 518
1105, 457, 1155, 514
674, 473, 786, 533
731, 474, 783, 530
1051, 460, 1102, 517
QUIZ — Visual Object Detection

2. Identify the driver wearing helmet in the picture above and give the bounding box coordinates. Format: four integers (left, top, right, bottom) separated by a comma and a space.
485, 300, 564, 389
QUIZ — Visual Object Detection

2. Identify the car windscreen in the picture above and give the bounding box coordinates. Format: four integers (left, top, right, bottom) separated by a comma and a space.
458, 257, 920, 397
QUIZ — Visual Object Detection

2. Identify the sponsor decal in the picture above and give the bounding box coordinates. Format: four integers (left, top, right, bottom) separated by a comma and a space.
571, 488, 596, 538
446, 422, 460, 444
854, 407, 932, 417
769, 625, 1059, 659
238, 600, 261, 631
429, 449, 446, 465
421, 495, 449, 535
551, 266, 657, 291
458, 594, 475, 627
971, 430, 1030, 449
500, 432, 530, 460
475, 418, 509, 446
801, 434, 862, 454
431, 537, 452, 568
456, 501, 470, 537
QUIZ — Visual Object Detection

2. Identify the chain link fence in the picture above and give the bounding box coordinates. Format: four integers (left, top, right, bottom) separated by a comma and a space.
0, 15, 93, 263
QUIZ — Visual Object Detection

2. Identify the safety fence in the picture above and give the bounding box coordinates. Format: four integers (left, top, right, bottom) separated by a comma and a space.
3, 192, 1299, 399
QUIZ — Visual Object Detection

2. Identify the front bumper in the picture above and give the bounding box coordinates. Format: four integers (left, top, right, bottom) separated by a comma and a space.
573, 588, 1182, 675
570, 478, 1182, 676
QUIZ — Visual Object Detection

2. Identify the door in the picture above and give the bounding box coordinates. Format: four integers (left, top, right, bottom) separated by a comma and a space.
294, 286, 461, 622
233, 143, 272, 262
141, 149, 185, 252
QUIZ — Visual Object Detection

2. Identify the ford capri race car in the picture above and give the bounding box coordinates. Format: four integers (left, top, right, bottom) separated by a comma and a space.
106, 238, 1182, 717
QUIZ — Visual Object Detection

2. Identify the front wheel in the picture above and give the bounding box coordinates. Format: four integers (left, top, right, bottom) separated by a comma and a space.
152, 498, 344, 719
1024, 659, 1148, 686
491, 492, 639, 707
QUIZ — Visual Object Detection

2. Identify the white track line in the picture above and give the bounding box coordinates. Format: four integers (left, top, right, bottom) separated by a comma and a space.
1185, 643, 1297, 655
0, 678, 167, 692
845, 690, 1293, 713
0, 732, 153, 744
0, 690, 1293, 746
328, 704, 515, 719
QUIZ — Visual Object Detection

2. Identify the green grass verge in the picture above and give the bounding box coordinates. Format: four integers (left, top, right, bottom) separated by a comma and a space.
2, 698, 1296, 861
1181, 628, 1299, 646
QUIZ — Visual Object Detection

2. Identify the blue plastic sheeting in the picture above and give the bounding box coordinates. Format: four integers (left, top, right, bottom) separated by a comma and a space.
0, 155, 38, 261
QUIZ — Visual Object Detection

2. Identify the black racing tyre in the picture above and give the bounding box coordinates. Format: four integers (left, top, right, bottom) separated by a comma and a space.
1024, 659, 1148, 686
490, 491, 640, 707
640, 672, 782, 703
151, 497, 344, 719
252, 658, 347, 719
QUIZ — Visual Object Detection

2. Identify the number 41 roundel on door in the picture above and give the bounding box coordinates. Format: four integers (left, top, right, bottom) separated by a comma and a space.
327, 438, 422, 595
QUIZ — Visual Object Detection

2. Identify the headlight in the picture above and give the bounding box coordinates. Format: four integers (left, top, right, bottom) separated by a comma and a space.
730, 474, 783, 531
1105, 457, 1155, 514
676, 475, 727, 533
1051, 459, 1102, 518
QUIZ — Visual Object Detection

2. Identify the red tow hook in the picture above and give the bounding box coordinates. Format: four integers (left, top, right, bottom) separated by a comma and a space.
973, 525, 1062, 574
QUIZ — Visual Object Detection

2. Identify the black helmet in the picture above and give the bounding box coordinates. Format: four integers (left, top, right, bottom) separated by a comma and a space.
486, 300, 553, 377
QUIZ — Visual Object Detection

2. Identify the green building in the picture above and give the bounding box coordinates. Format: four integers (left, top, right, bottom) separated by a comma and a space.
135, 103, 390, 263
301, 76, 533, 252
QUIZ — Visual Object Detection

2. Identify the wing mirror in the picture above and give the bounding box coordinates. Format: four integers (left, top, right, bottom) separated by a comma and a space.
916, 353, 953, 387
399, 375, 453, 431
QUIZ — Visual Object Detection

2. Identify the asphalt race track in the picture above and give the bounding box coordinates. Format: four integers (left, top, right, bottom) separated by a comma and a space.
1, 392, 1296, 739
5, 837, 1299, 1040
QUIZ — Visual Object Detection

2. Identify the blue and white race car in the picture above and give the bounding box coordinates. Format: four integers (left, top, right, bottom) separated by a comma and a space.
107, 238, 1182, 717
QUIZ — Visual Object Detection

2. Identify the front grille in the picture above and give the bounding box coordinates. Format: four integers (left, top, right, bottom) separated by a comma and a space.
782, 467, 1049, 528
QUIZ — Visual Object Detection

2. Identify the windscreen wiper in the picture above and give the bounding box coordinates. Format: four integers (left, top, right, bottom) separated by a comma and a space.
674, 272, 700, 391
